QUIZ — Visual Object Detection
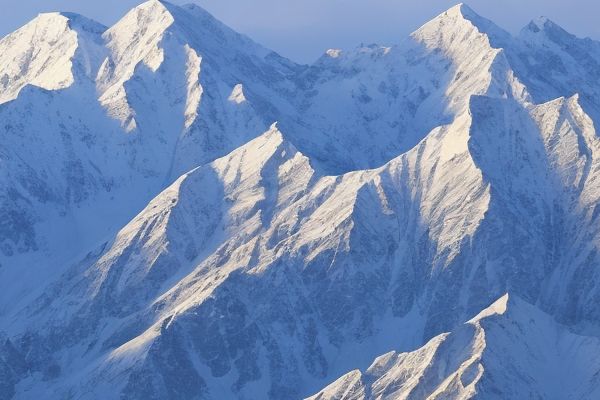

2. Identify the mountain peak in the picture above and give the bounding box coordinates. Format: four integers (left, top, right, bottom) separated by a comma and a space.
119, 0, 174, 24
117, 0, 230, 31
0, 10, 105, 103
135, 0, 171, 10
24, 11, 105, 33
522, 15, 571, 39
102, 0, 175, 47
529, 16, 559, 31
214, 122, 288, 167
33, 11, 72, 22
413, 2, 511, 49
468, 293, 510, 323
435, 3, 486, 24
519, 15, 578, 51
446, 3, 475, 17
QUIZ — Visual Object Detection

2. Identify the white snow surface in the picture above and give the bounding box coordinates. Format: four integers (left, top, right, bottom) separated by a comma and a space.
2, 1, 600, 399
308, 294, 600, 400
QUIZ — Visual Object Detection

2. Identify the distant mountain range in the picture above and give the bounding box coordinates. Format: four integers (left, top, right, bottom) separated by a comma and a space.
1, 2, 600, 399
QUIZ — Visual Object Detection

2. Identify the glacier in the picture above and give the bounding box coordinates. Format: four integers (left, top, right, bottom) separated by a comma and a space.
1, 1, 600, 399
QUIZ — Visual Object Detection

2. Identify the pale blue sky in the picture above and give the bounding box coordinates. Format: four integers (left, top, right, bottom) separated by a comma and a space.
1, 0, 597, 63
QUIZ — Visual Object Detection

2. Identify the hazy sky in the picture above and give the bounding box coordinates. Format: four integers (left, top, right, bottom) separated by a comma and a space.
1, 0, 598, 63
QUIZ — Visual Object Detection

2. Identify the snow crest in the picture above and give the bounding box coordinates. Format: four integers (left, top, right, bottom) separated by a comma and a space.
3, 2, 600, 399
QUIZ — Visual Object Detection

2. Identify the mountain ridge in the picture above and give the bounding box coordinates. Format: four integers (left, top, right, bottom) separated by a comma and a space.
2, 2, 600, 399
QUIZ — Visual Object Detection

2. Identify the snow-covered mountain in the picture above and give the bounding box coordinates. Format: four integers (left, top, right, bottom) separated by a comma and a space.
308, 294, 600, 400
1, 1, 600, 399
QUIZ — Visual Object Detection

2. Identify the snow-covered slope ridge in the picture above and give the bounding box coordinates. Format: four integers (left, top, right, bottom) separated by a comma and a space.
0, 12, 106, 104
286, 3, 530, 173
308, 294, 600, 400
96, 0, 298, 175
0, 0, 297, 315
3, 1, 600, 399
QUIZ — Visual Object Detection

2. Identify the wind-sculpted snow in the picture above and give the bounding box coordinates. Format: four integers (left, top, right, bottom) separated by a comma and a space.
3, 1, 600, 399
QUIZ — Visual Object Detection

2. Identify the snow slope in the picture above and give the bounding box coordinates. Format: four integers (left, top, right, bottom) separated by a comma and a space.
2, 2, 600, 399
0, 12, 106, 104
308, 294, 600, 400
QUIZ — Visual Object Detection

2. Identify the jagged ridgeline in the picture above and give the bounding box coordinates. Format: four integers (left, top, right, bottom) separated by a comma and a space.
1, 1, 600, 399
